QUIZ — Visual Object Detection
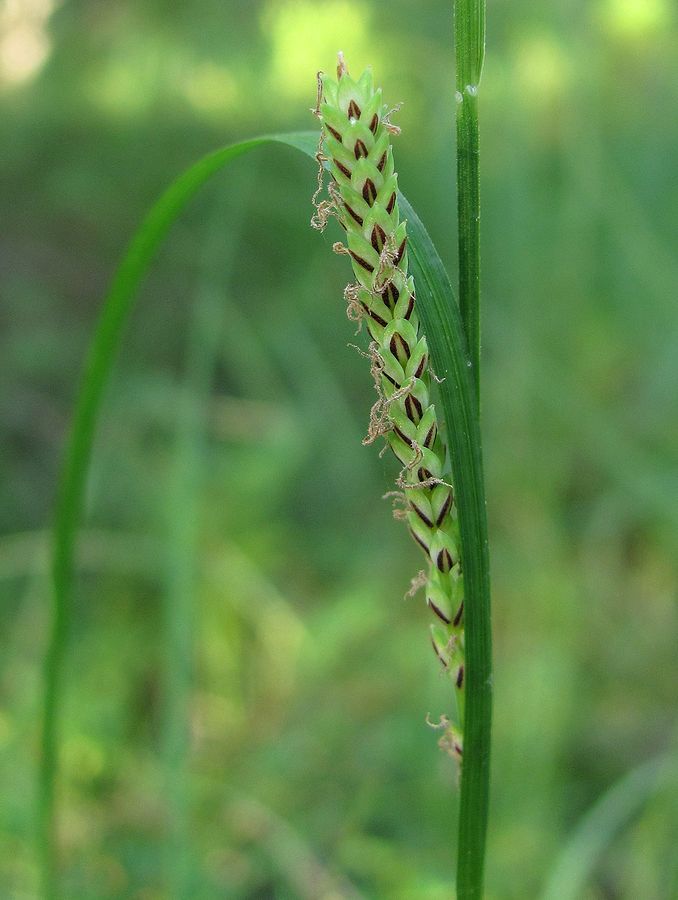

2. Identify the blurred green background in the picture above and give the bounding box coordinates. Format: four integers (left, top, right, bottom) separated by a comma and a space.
2, 0, 677, 897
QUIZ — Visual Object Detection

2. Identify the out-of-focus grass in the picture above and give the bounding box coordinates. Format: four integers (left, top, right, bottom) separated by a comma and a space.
1, 0, 677, 897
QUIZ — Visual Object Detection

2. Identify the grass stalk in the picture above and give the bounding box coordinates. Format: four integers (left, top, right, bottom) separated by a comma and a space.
454, 0, 485, 408
454, 1, 490, 896
403, 198, 492, 900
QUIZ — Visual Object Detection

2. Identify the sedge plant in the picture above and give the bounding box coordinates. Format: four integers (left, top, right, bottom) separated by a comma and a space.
40, 11, 491, 899
311, 47, 490, 898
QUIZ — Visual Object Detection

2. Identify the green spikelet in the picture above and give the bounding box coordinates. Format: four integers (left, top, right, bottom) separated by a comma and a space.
312, 54, 466, 758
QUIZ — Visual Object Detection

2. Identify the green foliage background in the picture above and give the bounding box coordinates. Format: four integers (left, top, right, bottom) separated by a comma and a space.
1, 0, 677, 896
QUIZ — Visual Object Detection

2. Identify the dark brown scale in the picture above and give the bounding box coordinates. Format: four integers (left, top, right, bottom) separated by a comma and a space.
410, 528, 430, 556
370, 223, 386, 253
435, 491, 452, 526
377, 151, 387, 172
405, 394, 423, 422
381, 282, 400, 309
418, 466, 433, 483
344, 203, 363, 226
411, 501, 434, 528
393, 423, 413, 447
354, 139, 368, 159
456, 665, 464, 689
349, 250, 374, 273
389, 332, 411, 363
347, 99, 361, 119
453, 601, 464, 627
429, 599, 452, 625
424, 423, 437, 449
414, 354, 427, 378
326, 124, 343, 142
402, 293, 415, 319
362, 179, 377, 205
361, 302, 388, 327
394, 237, 407, 265
431, 637, 449, 669
382, 370, 399, 388
386, 192, 396, 214
335, 160, 351, 179
369, 113, 379, 134
437, 548, 454, 573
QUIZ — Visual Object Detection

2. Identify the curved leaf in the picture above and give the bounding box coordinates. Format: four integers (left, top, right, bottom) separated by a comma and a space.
40, 130, 317, 898
41, 129, 491, 899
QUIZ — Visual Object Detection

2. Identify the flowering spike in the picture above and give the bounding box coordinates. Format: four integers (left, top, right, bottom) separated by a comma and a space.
312, 56, 466, 753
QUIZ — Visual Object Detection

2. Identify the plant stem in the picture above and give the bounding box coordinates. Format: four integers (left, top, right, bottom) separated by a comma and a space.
403, 197, 492, 900
455, 0, 485, 409
39, 562, 67, 900
454, 1, 490, 897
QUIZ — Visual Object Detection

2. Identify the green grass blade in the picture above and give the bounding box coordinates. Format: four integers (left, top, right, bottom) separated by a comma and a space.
454, 0, 485, 410
541, 753, 675, 900
42, 128, 489, 900
401, 196, 492, 900
40, 130, 317, 898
